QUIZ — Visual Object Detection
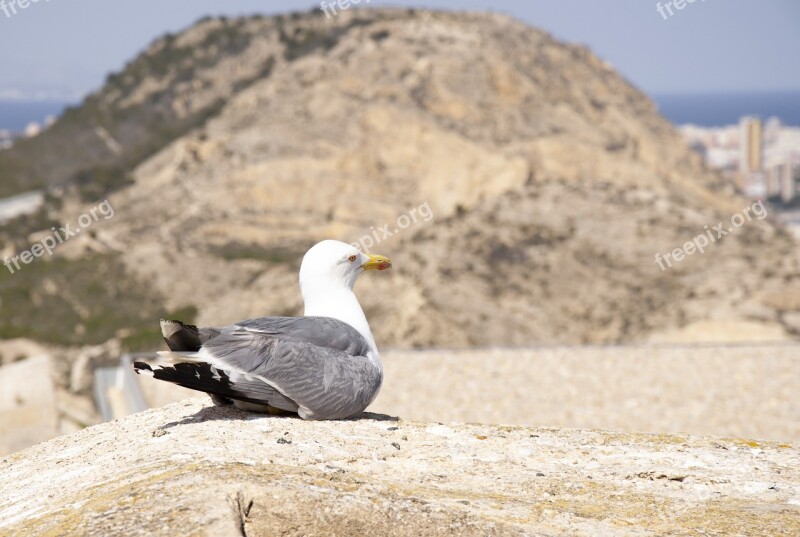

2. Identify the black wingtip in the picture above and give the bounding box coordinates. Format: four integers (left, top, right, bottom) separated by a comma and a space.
132, 361, 152, 374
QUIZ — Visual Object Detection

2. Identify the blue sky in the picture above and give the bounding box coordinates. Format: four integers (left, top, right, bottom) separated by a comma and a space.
0, 0, 798, 100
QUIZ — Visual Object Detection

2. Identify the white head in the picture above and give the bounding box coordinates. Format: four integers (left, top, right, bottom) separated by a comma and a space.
299, 240, 391, 293
299, 240, 391, 357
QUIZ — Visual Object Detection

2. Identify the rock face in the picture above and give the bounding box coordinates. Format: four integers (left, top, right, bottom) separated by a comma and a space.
1, 9, 798, 351
0, 399, 798, 536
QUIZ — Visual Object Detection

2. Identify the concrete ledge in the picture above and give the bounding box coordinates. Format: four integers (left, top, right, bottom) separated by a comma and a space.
374, 344, 800, 442
1, 399, 798, 536
0, 355, 58, 455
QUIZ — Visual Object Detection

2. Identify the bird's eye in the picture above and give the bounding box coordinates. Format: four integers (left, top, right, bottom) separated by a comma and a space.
348, 255, 357, 263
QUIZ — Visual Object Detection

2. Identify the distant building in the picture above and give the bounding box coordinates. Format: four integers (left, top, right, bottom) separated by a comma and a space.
743, 171, 767, 198
739, 116, 764, 195
739, 116, 763, 173
688, 140, 707, 161
781, 158, 796, 204
767, 165, 782, 198
23, 122, 41, 138
678, 117, 798, 202
767, 164, 783, 199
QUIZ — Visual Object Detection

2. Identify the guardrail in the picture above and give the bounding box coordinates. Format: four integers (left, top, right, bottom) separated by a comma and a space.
92, 353, 154, 421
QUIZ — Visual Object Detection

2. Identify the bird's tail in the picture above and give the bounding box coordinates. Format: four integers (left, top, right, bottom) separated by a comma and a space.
132, 360, 297, 411
132, 360, 239, 403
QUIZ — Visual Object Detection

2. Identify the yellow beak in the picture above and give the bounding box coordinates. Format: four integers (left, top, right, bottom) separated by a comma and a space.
361, 254, 392, 271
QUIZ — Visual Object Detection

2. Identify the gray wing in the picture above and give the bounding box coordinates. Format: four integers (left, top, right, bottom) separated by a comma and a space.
202, 326, 381, 420
234, 316, 371, 357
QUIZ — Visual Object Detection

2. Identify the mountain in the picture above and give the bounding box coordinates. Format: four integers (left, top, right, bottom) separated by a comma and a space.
1, 8, 798, 351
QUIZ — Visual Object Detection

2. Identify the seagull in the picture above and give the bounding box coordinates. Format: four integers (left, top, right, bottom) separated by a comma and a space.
133, 240, 392, 420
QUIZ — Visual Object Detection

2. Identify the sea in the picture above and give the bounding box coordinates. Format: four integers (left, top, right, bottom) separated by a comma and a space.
652, 90, 800, 128
0, 100, 73, 133
0, 91, 798, 133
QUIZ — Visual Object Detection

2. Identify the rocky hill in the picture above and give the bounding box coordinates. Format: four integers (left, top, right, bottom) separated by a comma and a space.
1, 8, 798, 351
1, 399, 798, 536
